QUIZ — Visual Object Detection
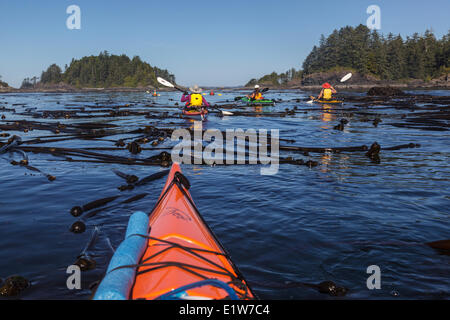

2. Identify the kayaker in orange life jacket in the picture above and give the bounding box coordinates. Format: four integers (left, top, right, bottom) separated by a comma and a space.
317, 83, 337, 101
247, 85, 264, 101
181, 85, 210, 111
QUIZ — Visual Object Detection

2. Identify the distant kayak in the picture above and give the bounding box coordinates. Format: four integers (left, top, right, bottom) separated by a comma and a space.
240, 97, 275, 106
181, 108, 208, 120
94, 163, 256, 300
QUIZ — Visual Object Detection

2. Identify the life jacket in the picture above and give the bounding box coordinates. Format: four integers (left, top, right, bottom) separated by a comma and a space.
252, 92, 263, 100
189, 93, 203, 107
323, 88, 333, 100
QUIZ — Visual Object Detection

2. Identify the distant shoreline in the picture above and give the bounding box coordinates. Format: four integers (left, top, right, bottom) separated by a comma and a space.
0, 83, 449, 94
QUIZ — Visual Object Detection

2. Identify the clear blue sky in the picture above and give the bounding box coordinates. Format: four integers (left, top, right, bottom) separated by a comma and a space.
0, 0, 449, 88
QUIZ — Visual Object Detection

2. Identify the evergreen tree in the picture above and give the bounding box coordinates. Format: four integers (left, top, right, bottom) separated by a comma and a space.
0, 75, 9, 87
301, 25, 448, 81
41, 64, 62, 84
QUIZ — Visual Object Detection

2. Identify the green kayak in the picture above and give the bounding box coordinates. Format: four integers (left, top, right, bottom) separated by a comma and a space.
240, 97, 275, 106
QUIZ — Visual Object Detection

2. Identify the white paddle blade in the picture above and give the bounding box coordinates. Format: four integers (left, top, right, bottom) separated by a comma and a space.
157, 77, 175, 88
307, 100, 314, 104
340, 73, 352, 83
221, 111, 233, 116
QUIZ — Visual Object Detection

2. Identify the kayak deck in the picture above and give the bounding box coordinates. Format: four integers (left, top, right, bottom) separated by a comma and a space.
94, 163, 255, 300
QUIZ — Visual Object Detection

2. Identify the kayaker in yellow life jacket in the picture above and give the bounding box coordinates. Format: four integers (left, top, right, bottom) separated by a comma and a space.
247, 85, 264, 101
181, 85, 210, 111
317, 83, 337, 101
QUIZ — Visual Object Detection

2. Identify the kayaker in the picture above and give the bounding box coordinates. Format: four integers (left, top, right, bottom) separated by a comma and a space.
317, 83, 337, 101
247, 85, 264, 101
181, 85, 210, 111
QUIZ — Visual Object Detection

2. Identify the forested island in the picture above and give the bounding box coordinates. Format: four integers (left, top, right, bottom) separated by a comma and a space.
247, 25, 450, 88
19, 51, 175, 91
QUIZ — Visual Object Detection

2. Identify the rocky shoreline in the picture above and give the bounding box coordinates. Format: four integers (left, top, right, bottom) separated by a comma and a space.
243, 70, 450, 91
2, 84, 449, 94
1, 76, 449, 94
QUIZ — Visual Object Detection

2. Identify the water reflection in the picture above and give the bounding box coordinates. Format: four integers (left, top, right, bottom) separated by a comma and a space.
320, 104, 336, 124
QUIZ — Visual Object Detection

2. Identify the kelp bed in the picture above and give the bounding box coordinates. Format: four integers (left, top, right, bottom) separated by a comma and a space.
0, 91, 449, 297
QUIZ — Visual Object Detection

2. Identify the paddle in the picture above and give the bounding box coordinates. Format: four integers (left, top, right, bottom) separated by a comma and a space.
235, 88, 270, 101
157, 77, 187, 93
209, 105, 233, 116
157, 77, 233, 116
307, 73, 352, 104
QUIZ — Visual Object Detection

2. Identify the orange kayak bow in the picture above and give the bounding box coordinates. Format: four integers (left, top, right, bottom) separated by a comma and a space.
94, 163, 256, 300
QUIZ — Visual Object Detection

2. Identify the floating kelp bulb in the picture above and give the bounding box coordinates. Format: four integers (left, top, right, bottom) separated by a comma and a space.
19, 159, 28, 166
115, 139, 125, 147
317, 281, 348, 297
366, 142, 381, 159
71, 206, 83, 217
70, 221, 86, 234
160, 151, 171, 161
390, 290, 399, 297
74, 256, 96, 271
47, 175, 56, 182
317, 281, 336, 294
161, 160, 170, 168
0, 275, 30, 297
127, 141, 142, 154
